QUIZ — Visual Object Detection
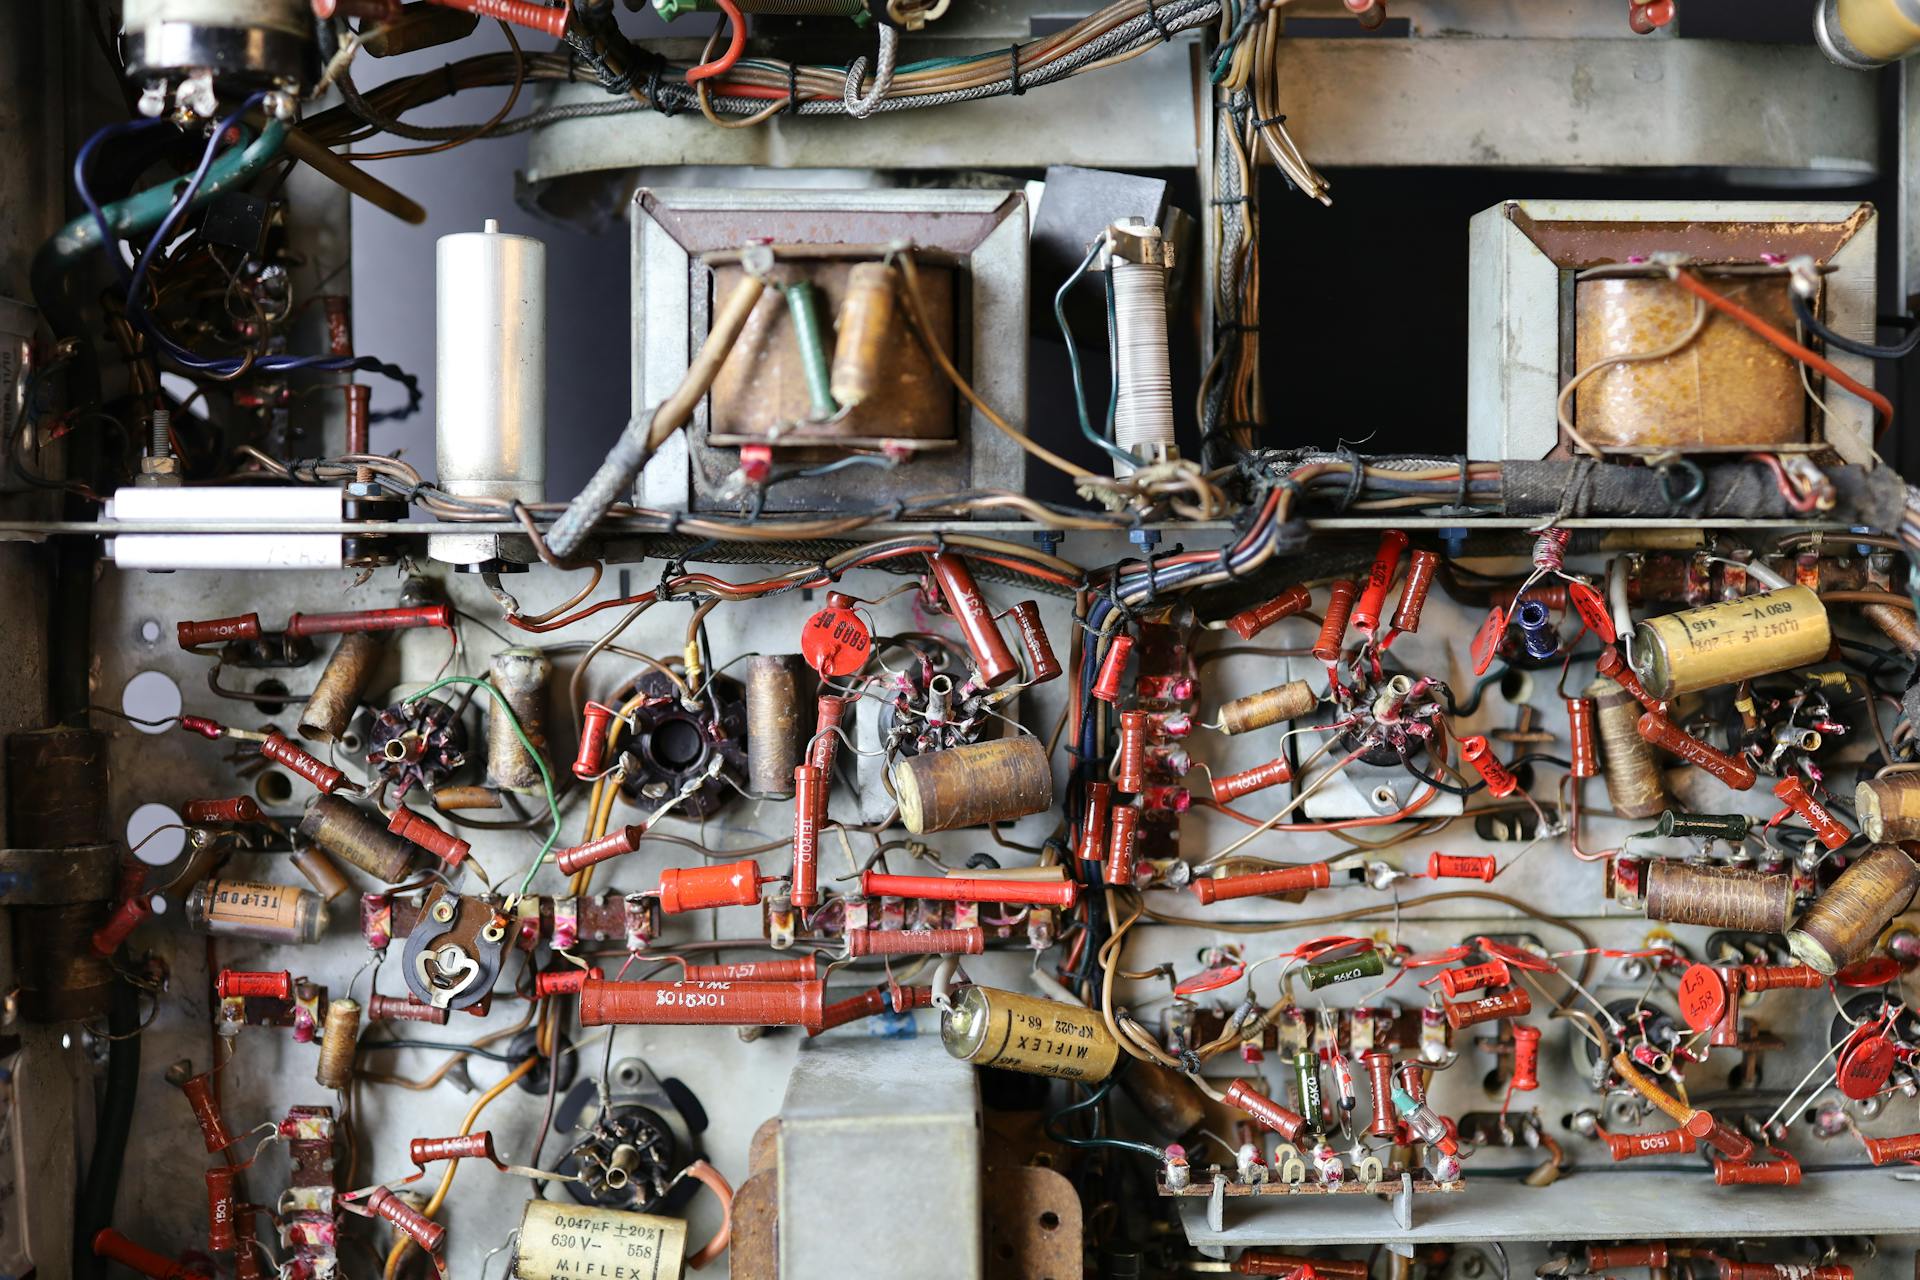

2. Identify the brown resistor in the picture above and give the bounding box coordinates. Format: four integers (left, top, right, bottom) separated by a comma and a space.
809, 693, 849, 777
1006, 601, 1061, 684
1587, 1245, 1671, 1269
746, 656, 808, 798
829, 261, 897, 409
1219, 680, 1317, 736
1392, 549, 1439, 634
316, 997, 361, 1090
1636, 712, 1756, 790
1787, 844, 1920, 975
890, 736, 1054, 834
182, 797, 263, 825
298, 630, 386, 744
1644, 861, 1793, 933
845, 927, 984, 957
369, 994, 450, 1024
180, 1071, 236, 1152
1586, 676, 1667, 819
261, 732, 346, 794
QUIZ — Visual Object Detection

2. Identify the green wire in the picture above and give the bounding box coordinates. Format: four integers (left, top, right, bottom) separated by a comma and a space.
1055, 240, 1136, 468
406, 675, 562, 898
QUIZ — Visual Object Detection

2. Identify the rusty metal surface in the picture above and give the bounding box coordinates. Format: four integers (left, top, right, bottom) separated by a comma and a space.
1572, 276, 1805, 450
983, 1164, 1083, 1280
730, 1169, 779, 1280
708, 259, 957, 447
1514, 205, 1874, 270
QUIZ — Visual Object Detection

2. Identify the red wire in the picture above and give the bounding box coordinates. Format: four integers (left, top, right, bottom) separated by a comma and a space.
685, 0, 747, 84
1668, 269, 1894, 433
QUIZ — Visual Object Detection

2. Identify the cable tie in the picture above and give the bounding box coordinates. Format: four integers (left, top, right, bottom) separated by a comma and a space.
1009, 43, 1024, 96
1145, 0, 1172, 40
1334, 443, 1364, 512
787, 61, 802, 114
1252, 112, 1287, 129
1455, 454, 1470, 510
1207, 194, 1254, 207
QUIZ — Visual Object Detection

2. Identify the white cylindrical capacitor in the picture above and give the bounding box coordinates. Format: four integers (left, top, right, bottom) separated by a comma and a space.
512, 1200, 687, 1280
435, 219, 545, 505
1109, 223, 1175, 476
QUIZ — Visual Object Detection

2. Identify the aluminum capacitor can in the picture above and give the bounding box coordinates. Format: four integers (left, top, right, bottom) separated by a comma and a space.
1629, 586, 1831, 700
512, 1200, 687, 1280
940, 987, 1118, 1082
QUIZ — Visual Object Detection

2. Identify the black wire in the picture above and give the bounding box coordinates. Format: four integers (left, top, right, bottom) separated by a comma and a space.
1792, 290, 1920, 360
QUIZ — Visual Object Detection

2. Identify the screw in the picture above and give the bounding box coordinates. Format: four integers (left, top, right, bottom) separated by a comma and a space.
431, 900, 455, 924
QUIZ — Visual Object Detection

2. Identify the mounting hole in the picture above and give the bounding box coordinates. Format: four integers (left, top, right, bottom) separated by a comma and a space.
138, 618, 162, 645
121, 670, 181, 735
648, 717, 706, 773
126, 802, 185, 866
252, 677, 290, 716
1038, 1211, 1060, 1232
995, 1242, 1015, 1262
255, 771, 295, 807
615, 1061, 644, 1088
1499, 669, 1532, 704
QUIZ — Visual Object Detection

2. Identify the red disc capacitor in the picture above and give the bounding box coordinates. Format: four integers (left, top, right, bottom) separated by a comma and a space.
1566, 581, 1616, 642
1226, 585, 1312, 641
1469, 604, 1506, 676
1837, 1032, 1898, 1100
1313, 580, 1358, 663
1677, 963, 1729, 1032
657, 860, 765, 913
1225, 1078, 1306, 1142
801, 606, 872, 678
1190, 862, 1331, 905
1835, 955, 1902, 987
579, 978, 825, 1029
1105, 804, 1140, 887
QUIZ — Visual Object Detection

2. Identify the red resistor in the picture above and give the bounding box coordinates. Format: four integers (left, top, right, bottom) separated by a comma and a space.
1007, 601, 1062, 683
178, 614, 262, 649
283, 605, 451, 638
1861, 1131, 1920, 1165
260, 732, 346, 794
1565, 696, 1600, 779
1636, 713, 1757, 790
1713, 1154, 1801, 1185
1427, 852, 1496, 882
1717, 1265, 1851, 1280
1459, 735, 1517, 798
1739, 963, 1825, 992
1352, 531, 1409, 635
574, 702, 616, 780
534, 967, 604, 997
1710, 965, 1744, 1048
1598, 1126, 1697, 1159
179, 715, 226, 739
424, 0, 571, 38
1078, 782, 1113, 862
579, 978, 825, 1029
1588, 1245, 1670, 1270
554, 825, 643, 876
1190, 863, 1331, 905
183, 797, 262, 825
683, 957, 819, 981
1092, 634, 1134, 704
323, 294, 353, 356
1362, 1051, 1397, 1137
809, 693, 849, 776
364, 1185, 446, 1254
657, 860, 765, 913
368, 994, 449, 1024
1511, 1024, 1540, 1091
1105, 804, 1139, 887
1238, 1254, 1371, 1280
388, 807, 470, 869
1392, 550, 1439, 634
181, 1072, 235, 1152
811, 984, 934, 1035
1115, 710, 1148, 793
860, 870, 1079, 908
217, 969, 293, 1001
1210, 757, 1292, 804
206, 1166, 238, 1252
1443, 987, 1530, 1030
791, 765, 822, 910
410, 1132, 500, 1167
1596, 647, 1663, 712
1226, 585, 1313, 641
845, 928, 984, 958
92, 1229, 197, 1280
1771, 776, 1852, 850
1225, 1078, 1306, 1142
91, 894, 155, 955
1437, 959, 1511, 998
1312, 580, 1358, 663
927, 553, 1019, 688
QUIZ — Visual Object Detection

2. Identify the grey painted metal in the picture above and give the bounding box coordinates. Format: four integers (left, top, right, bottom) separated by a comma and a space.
777, 1038, 982, 1279
1466, 199, 1879, 465
1267, 39, 1878, 173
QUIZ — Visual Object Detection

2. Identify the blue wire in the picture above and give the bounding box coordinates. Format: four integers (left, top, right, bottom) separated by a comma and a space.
73, 117, 171, 288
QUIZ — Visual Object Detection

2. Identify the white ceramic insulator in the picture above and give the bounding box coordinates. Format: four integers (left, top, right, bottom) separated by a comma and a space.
1110, 257, 1175, 476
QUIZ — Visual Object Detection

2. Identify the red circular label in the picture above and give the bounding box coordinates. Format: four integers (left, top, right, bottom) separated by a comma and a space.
1835, 955, 1902, 988
1567, 581, 1617, 643
1469, 605, 1506, 676
1837, 1033, 1897, 1100
801, 607, 872, 677
1677, 964, 1728, 1032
